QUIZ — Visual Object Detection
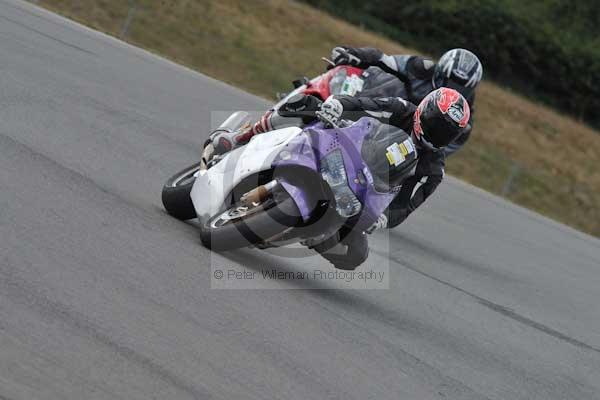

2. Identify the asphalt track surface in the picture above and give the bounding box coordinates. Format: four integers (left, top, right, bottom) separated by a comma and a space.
1, 1, 600, 399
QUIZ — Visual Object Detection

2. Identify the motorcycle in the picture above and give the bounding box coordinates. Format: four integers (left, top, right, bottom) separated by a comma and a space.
273, 59, 404, 109
274, 60, 365, 107
161, 64, 417, 252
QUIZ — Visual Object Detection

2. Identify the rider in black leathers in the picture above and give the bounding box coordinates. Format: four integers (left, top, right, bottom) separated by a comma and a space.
330, 46, 482, 157
305, 89, 470, 269
320, 90, 469, 226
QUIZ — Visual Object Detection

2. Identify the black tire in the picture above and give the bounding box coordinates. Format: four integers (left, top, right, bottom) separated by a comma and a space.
200, 190, 302, 251
162, 162, 202, 220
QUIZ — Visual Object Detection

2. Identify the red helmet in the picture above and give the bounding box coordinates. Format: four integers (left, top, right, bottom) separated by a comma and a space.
413, 88, 470, 151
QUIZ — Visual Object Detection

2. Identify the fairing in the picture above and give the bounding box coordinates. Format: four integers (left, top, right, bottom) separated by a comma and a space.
190, 126, 302, 221
273, 118, 398, 231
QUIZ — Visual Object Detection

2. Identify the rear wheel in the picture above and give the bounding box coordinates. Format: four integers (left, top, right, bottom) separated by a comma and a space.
161, 162, 202, 220
200, 189, 302, 251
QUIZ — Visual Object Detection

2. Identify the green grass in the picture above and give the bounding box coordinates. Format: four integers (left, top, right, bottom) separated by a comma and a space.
32, 0, 600, 237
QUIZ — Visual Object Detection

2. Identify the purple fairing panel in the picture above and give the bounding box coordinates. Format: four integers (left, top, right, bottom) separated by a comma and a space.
359, 186, 396, 231
278, 180, 313, 221
272, 118, 398, 227
271, 129, 318, 222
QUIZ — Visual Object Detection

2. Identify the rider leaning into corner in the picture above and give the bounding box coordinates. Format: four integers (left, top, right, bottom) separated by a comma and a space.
204, 88, 471, 270
209, 47, 482, 160
331, 46, 483, 157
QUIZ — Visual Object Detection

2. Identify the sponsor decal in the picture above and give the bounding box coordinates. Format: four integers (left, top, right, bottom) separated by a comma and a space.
458, 103, 470, 127
386, 143, 405, 166
386, 139, 415, 166
398, 142, 409, 156
340, 74, 364, 96
402, 138, 415, 155
448, 107, 464, 124
436, 88, 470, 128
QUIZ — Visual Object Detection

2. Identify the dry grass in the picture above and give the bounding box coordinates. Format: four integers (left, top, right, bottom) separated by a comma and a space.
34, 0, 600, 236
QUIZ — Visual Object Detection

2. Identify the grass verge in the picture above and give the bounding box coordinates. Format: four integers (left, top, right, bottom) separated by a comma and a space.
32, 0, 600, 237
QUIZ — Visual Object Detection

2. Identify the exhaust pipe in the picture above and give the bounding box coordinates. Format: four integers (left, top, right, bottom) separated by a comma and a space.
240, 180, 278, 206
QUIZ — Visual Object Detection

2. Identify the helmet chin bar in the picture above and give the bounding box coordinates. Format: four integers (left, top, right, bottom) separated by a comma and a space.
411, 129, 441, 152
421, 138, 442, 152
410, 129, 437, 151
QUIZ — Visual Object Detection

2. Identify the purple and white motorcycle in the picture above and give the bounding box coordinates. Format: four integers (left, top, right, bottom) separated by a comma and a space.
161, 110, 418, 251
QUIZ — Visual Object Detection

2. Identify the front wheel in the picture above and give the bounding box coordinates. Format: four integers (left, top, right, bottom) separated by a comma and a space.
161, 162, 202, 220
200, 189, 302, 251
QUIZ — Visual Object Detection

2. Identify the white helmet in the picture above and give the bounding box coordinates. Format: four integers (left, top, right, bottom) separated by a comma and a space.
433, 49, 483, 98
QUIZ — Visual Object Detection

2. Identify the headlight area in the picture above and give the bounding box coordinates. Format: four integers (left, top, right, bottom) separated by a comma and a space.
319, 150, 362, 218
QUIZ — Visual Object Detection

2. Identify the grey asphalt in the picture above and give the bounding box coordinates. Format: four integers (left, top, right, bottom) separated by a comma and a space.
1, 1, 599, 399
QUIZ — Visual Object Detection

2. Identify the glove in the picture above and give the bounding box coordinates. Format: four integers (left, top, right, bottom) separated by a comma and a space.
331, 46, 383, 67
279, 94, 323, 121
316, 95, 343, 127
331, 46, 363, 66
366, 214, 388, 234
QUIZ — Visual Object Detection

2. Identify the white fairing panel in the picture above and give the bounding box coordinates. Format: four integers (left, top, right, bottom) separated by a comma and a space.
190, 126, 303, 220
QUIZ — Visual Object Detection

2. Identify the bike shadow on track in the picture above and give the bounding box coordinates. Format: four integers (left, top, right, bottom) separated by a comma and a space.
213, 248, 419, 329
